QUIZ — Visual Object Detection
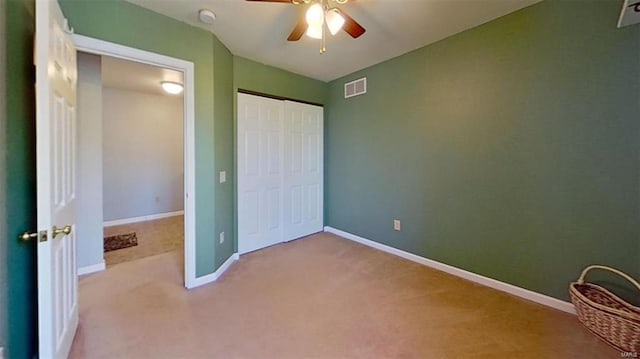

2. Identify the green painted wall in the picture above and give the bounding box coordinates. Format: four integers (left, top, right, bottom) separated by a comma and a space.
4, 0, 38, 357
0, 0, 7, 352
325, 0, 640, 302
233, 56, 327, 105
213, 38, 235, 268
231, 56, 327, 254
59, 0, 221, 277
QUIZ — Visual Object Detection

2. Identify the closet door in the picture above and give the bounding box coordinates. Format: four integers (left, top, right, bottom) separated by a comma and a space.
283, 101, 324, 241
237, 93, 284, 254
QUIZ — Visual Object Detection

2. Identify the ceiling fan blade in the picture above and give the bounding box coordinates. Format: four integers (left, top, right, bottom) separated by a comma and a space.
287, 17, 308, 41
245, 0, 294, 3
339, 10, 366, 39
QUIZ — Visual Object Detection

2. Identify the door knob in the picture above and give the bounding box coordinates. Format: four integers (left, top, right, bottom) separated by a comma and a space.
52, 225, 72, 239
19, 230, 48, 242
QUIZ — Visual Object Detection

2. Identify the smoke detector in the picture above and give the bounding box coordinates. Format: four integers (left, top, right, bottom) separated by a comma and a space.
198, 9, 216, 24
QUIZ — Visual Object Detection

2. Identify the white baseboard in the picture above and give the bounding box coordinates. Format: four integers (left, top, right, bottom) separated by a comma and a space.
78, 261, 106, 276
187, 253, 239, 289
324, 226, 576, 315
104, 210, 184, 227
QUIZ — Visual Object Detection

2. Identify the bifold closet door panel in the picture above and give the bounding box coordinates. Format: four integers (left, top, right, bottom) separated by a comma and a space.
237, 93, 284, 254
283, 101, 324, 241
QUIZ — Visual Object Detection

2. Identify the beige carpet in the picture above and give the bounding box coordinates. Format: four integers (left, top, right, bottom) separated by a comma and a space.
70, 232, 617, 358
103, 215, 183, 266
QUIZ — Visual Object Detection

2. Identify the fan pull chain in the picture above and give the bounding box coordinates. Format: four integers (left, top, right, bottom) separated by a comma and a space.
320, 22, 326, 54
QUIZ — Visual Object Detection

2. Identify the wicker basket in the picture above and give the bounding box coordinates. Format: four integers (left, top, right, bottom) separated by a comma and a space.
569, 265, 640, 352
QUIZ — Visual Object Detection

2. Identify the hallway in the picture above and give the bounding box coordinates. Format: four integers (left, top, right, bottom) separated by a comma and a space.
103, 215, 184, 266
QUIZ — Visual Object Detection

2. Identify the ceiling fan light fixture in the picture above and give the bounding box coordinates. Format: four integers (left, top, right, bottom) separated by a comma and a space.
161, 81, 184, 95
326, 8, 345, 35
305, 3, 324, 26
306, 24, 323, 39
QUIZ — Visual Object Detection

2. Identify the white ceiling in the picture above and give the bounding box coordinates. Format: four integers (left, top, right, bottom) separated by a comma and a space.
125, 0, 542, 82
101, 55, 184, 96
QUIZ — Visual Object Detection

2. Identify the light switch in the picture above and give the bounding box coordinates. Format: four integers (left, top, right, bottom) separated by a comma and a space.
219, 171, 226, 183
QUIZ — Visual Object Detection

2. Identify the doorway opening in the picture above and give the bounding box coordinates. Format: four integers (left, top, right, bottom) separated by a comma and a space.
97, 54, 184, 267
73, 35, 197, 287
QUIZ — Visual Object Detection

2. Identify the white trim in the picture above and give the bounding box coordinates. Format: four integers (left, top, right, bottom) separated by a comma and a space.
103, 210, 184, 227
73, 34, 197, 290
187, 253, 239, 289
77, 261, 106, 276
324, 226, 576, 315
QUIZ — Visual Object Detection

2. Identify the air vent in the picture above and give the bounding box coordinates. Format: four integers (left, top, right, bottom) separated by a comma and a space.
344, 77, 367, 98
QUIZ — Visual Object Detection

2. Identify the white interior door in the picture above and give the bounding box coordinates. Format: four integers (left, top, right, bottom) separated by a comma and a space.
237, 93, 284, 254
35, 1, 79, 357
283, 101, 324, 240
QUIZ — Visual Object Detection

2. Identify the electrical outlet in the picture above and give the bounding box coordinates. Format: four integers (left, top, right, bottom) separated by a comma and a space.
155, 196, 160, 203
393, 219, 401, 231
219, 171, 226, 183
219, 231, 225, 244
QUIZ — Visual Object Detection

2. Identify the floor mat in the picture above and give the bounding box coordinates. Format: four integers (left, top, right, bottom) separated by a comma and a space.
104, 232, 138, 252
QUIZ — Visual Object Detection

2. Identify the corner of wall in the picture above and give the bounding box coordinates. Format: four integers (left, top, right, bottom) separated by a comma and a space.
212, 33, 236, 270
76, 52, 105, 269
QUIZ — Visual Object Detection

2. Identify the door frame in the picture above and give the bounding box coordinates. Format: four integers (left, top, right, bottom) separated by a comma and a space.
73, 35, 197, 288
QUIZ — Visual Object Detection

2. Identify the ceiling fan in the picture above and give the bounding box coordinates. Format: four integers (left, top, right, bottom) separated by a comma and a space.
246, 0, 366, 54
